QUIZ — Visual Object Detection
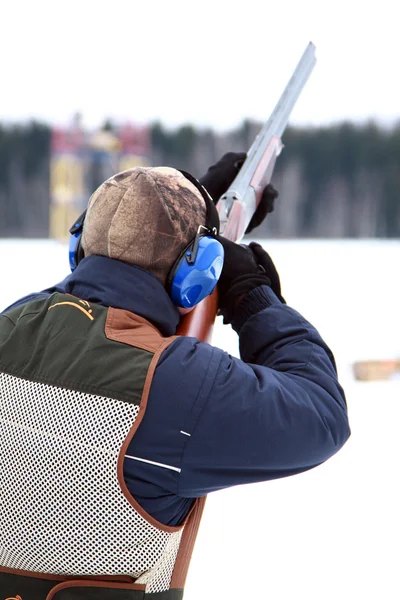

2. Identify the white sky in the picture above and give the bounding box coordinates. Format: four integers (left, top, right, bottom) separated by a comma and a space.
1, 0, 399, 132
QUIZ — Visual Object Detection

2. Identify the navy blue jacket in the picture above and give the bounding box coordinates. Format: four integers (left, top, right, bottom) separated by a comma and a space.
3, 255, 350, 526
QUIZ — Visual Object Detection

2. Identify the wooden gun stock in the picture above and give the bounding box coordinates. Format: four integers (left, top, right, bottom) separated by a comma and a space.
177, 289, 218, 340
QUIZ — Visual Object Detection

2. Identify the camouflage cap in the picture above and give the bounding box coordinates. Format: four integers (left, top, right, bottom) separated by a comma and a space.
81, 166, 207, 285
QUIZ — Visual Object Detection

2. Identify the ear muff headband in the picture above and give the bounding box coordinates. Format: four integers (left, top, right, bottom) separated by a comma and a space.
178, 170, 220, 236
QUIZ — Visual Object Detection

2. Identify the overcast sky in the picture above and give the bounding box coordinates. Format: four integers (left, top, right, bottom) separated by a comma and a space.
1, 0, 399, 132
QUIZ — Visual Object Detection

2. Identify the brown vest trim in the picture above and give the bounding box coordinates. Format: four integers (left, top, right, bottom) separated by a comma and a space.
0, 567, 145, 600
105, 308, 169, 354
105, 308, 181, 533
117, 337, 183, 534
0, 566, 64, 580
46, 579, 146, 599
0, 566, 137, 584
107, 307, 206, 588
169, 496, 207, 589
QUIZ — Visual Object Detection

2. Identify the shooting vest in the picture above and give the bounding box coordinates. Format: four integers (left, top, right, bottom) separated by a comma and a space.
0, 293, 205, 599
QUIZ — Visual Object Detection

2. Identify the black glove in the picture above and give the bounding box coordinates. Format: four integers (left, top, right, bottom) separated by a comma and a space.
246, 184, 278, 233
199, 152, 246, 204
247, 242, 285, 303
199, 152, 279, 233
217, 237, 285, 324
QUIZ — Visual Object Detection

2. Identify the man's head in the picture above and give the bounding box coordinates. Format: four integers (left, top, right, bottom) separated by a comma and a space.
81, 166, 207, 286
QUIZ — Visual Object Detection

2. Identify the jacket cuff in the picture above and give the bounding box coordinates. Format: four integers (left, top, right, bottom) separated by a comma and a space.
231, 285, 282, 333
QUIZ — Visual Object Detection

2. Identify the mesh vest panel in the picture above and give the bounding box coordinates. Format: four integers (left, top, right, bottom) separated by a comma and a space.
0, 296, 187, 594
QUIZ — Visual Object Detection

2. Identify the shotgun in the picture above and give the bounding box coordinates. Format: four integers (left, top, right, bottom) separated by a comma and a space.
178, 42, 317, 340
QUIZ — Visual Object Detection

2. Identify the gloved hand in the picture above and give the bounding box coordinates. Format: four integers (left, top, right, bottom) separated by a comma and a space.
217, 237, 285, 324
200, 152, 246, 204
199, 152, 279, 233
248, 242, 285, 303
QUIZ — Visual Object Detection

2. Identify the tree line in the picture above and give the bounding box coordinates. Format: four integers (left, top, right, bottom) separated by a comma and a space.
0, 119, 399, 238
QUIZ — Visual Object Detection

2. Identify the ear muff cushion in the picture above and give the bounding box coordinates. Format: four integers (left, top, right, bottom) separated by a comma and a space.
69, 210, 87, 272
170, 236, 224, 308
69, 233, 80, 271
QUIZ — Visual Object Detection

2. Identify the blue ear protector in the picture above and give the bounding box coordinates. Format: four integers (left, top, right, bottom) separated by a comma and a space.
166, 170, 224, 308
68, 170, 224, 309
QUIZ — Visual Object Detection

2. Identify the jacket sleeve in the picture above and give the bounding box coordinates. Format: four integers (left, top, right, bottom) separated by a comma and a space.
176, 285, 350, 496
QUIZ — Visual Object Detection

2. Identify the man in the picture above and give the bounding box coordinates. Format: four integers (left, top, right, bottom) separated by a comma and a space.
0, 154, 350, 599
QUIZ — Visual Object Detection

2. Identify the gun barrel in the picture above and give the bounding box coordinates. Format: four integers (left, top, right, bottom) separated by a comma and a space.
253, 42, 317, 145
236, 42, 317, 196
218, 42, 317, 239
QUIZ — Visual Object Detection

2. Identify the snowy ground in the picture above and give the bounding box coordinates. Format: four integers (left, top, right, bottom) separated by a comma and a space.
1, 239, 399, 599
